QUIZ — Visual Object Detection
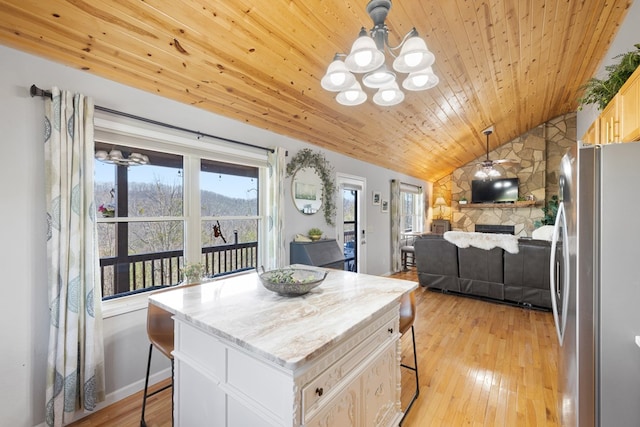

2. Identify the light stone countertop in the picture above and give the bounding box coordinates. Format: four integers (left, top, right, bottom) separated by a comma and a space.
149, 265, 417, 370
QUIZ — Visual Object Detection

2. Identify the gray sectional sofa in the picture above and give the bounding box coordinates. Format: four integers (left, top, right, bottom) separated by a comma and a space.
414, 233, 552, 309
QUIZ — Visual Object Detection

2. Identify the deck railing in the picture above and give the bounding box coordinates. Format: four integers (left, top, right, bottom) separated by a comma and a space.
99, 241, 258, 299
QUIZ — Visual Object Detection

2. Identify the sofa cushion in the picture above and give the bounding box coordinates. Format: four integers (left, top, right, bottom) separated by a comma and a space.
415, 235, 460, 292
503, 239, 550, 290
457, 246, 504, 283
457, 246, 504, 299
503, 239, 552, 308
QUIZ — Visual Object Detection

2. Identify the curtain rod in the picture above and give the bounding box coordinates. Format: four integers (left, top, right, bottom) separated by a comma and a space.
399, 181, 422, 189
29, 84, 274, 154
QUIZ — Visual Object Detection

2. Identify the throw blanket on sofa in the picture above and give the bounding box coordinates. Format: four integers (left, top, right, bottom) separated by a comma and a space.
443, 231, 520, 254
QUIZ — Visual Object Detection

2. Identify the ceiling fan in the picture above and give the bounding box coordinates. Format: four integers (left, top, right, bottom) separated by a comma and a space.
475, 127, 518, 179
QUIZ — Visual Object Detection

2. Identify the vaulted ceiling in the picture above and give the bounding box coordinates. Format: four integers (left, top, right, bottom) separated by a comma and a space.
0, 1, 631, 182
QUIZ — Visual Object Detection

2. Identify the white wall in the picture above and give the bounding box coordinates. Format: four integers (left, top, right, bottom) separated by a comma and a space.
576, 0, 640, 138
0, 45, 427, 426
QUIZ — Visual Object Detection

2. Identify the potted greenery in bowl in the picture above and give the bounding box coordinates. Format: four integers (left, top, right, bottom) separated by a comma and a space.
181, 262, 205, 284
308, 227, 323, 241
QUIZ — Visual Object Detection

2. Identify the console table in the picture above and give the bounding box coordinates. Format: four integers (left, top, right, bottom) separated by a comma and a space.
149, 267, 417, 426
290, 239, 345, 269
431, 219, 451, 234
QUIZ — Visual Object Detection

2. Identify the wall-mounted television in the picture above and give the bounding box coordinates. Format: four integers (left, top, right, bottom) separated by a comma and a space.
471, 178, 519, 203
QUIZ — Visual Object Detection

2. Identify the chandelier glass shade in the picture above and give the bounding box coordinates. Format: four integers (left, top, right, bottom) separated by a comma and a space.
474, 165, 501, 180
372, 81, 405, 106
95, 149, 149, 166
322, 0, 437, 106
336, 82, 368, 106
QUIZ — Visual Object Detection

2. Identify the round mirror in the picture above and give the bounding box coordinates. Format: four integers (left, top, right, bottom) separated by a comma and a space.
292, 167, 323, 215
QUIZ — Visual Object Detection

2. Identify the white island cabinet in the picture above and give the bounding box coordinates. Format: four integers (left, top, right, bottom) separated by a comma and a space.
149, 266, 417, 427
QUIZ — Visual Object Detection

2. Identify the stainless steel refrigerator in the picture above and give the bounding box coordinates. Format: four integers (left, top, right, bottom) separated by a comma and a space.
551, 141, 640, 426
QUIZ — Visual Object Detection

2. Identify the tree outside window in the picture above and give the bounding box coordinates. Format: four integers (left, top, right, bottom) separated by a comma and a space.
95, 143, 260, 299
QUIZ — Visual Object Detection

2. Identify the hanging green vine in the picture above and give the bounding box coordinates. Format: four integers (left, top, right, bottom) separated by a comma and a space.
286, 148, 336, 225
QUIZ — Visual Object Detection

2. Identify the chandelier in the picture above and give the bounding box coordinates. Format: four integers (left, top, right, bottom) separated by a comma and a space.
95, 149, 149, 166
474, 127, 507, 180
474, 164, 501, 180
321, 0, 438, 106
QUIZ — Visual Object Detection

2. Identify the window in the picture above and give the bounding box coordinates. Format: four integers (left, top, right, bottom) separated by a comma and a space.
94, 122, 266, 300
200, 159, 259, 276
401, 192, 416, 233
399, 183, 424, 234
95, 143, 185, 298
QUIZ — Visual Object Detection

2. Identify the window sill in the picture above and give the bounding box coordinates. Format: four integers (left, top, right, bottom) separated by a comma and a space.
101, 270, 255, 319
102, 292, 150, 319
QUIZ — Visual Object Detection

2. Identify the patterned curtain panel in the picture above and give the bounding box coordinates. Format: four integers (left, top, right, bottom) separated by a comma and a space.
418, 186, 425, 232
266, 146, 286, 269
44, 88, 105, 426
390, 179, 401, 272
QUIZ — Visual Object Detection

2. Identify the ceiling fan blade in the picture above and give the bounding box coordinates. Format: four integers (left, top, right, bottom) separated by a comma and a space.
492, 158, 519, 166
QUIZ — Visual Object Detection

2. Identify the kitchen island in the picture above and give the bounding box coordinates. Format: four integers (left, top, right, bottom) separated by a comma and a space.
149, 266, 417, 426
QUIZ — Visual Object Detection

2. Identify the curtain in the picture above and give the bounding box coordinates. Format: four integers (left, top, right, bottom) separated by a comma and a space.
390, 181, 424, 272
44, 88, 105, 426
266, 146, 286, 269
390, 179, 402, 272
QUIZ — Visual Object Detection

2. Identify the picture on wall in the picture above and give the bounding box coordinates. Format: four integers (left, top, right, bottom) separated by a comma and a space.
381, 199, 389, 212
372, 191, 381, 205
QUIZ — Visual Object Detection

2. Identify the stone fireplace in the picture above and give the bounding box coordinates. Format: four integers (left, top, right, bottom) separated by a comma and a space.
432, 113, 576, 237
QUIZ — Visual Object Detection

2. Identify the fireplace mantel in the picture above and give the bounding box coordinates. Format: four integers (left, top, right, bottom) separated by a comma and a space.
459, 200, 538, 209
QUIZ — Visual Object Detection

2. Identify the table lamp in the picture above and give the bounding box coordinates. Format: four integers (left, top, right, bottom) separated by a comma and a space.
434, 197, 447, 219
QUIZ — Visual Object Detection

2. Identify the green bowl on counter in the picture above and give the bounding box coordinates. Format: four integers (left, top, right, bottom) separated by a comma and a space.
259, 267, 327, 296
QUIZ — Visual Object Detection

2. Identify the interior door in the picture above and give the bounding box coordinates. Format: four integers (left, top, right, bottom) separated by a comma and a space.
342, 188, 357, 271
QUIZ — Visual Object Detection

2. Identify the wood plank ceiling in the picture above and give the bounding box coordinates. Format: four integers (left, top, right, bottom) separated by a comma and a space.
0, 1, 631, 182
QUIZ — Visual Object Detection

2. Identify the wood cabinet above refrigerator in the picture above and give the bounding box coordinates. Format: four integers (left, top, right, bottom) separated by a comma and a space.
582, 66, 640, 144
619, 69, 640, 142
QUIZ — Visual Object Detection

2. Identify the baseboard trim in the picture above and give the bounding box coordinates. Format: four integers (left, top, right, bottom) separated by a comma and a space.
39, 367, 172, 427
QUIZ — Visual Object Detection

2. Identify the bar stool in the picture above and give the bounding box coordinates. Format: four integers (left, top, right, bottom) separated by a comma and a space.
401, 244, 416, 270
140, 281, 205, 426
401, 235, 416, 270
140, 301, 175, 427
399, 291, 419, 424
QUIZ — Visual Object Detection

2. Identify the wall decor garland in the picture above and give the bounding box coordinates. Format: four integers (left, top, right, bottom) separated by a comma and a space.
286, 148, 336, 225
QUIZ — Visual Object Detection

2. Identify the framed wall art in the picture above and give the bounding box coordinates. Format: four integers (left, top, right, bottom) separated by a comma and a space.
372, 191, 381, 205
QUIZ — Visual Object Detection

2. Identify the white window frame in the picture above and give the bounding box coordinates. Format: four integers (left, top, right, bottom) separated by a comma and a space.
399, 183, 424, 234
94, 115, 269, 317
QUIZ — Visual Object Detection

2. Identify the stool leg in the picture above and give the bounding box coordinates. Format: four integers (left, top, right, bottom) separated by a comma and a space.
140, 343, 153, 427
400, 325, 419, 425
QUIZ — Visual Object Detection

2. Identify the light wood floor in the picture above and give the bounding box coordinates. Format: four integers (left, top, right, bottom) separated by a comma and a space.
69, 268, 559, 427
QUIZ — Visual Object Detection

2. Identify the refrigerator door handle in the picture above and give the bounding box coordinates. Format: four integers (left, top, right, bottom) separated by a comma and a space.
559, 209, 570, 342
550, 201, 565, 344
